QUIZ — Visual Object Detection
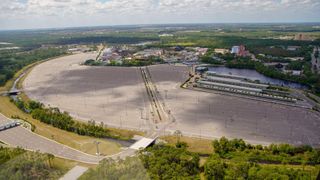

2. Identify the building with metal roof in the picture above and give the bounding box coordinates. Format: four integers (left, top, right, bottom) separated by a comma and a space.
197, 80, 263, 93
206, 71, 250, 80
205, 76, 269, 89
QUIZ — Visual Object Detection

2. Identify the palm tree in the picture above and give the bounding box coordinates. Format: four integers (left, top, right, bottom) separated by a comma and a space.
173, 130, 182, 143
45, 153, 55, 168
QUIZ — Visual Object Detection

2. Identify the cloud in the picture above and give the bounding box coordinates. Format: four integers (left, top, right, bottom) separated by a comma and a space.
0, 0, 319, 29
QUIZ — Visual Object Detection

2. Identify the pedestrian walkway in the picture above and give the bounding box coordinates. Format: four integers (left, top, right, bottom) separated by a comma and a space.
60, 166, 88, 180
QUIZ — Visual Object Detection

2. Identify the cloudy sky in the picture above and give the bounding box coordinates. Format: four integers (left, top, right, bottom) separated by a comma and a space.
1, 0, 320, 30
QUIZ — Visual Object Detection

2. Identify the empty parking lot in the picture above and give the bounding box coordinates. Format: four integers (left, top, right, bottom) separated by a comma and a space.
23, 55, 320, 146
148, 64, 320, 146
23, 53, 151, 132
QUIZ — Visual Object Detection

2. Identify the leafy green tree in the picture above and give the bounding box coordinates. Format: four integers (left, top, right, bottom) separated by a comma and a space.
0, 150, 65, 180
175, 141, 188, 149
212, 137, 247, 155
204, 155, 226, 180
28, 101, 43, 110
225, 161, 251, 179
140, 144, 200, 179
80, 157, 149, 180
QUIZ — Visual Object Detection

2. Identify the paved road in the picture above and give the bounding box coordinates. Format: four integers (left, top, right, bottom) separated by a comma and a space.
0, 113, 151, 164
60, 166, 88, 180
0, 113, 13, 126
0, 125, 103, 164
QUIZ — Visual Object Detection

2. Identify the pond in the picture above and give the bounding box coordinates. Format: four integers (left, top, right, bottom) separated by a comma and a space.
208, 66, 307, 89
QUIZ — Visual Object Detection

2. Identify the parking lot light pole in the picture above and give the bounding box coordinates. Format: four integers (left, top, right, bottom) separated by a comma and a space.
139, 108, 143, 119
94, 141, 100, 156
164, 90, 168, 99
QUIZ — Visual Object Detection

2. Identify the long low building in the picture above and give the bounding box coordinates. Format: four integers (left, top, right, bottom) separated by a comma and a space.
205, 76, 269, 89
206, 71, 249, 80
197, 80, 263, 93
197, 80, 296, 102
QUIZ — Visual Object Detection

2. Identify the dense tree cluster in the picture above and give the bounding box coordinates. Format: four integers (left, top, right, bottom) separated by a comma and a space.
140, 144, 200, 179
0, 48, 66, 86
138, 138, 320, 179
0, 147, 25, 164
250, 46, 312, 57
212, 137, 320, 165
13, 99, 129, 140
80, 157, 150, 180
57, 36, 159, 45
0, 147, 63, 180
157, 32, 320, 49
286, 61, 305, 70
204, 155, 314, 180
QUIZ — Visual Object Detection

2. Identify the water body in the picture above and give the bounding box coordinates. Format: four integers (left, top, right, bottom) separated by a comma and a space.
208, 66, 307, 89
0, 42, 12, 45
0, 47, 20, 51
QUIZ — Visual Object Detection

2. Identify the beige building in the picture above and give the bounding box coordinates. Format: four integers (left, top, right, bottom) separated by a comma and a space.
214, 48, 230, 54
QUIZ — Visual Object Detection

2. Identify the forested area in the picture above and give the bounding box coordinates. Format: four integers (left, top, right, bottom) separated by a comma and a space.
0, 29, 159, 48
13, 99, 131, 140
81, 137, 319, 179
0, 48, 66, 86
249, 46, 312, 57
211, 138, 320, 165
58, 36, 159, 45
0, 147, 66, 180
80, 157, 150, 180
140, 144, 200, 179
156, 32, 320, 49
141, 138, 319, 179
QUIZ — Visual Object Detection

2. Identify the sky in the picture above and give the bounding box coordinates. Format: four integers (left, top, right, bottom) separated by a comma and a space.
0, 0, 320, 30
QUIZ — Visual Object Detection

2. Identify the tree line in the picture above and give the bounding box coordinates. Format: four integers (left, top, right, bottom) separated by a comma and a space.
134, 137, 320, 179
0, 147, 64, 180
0, 48, 66, 86
13, 99, 130, 140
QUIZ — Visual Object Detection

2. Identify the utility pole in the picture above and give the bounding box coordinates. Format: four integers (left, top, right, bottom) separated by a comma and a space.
120, 115, 122, 128
139, 107, 143, 119
94, 141, 100, 156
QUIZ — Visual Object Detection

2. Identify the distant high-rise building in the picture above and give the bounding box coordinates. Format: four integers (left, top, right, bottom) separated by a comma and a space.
231, 45, 249, 57
231, 46, 240, 54
238, 45, 246, 57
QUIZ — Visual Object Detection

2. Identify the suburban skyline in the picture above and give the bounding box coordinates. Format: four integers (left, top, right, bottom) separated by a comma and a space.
1, 0, 320, 30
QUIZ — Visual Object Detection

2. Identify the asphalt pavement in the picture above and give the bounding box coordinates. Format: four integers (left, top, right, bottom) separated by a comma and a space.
60, 166, 88, 180
0, 119, 102, 164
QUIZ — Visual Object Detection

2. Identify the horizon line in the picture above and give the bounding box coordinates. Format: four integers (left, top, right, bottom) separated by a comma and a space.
1, 22, 320, 32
